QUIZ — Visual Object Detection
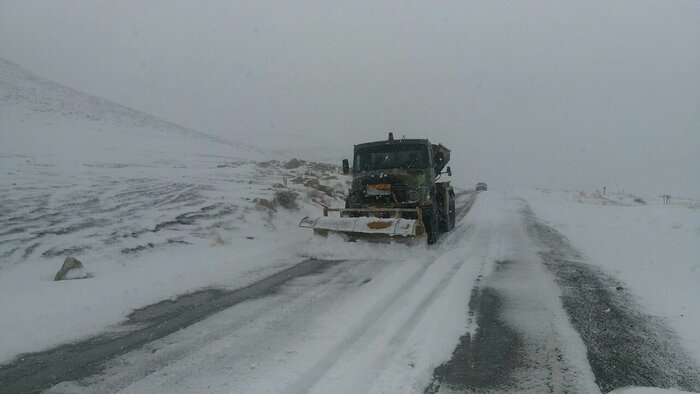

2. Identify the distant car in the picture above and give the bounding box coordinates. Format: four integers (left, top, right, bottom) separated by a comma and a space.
475, 182, 487, 191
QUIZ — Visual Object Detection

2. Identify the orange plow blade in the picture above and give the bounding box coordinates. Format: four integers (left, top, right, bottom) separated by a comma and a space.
299, 206, 426, 244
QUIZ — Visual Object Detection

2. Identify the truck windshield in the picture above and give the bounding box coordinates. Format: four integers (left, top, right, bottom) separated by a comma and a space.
353, 144, 429, 172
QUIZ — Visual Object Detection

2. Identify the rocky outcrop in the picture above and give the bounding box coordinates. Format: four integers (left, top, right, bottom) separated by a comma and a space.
283, 158, 302, 169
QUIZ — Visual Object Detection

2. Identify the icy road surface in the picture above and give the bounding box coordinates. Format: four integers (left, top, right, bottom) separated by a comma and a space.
2, 193, 699, 394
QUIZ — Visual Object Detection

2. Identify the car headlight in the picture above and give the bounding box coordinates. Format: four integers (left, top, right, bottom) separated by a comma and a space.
407, 190, 419, 202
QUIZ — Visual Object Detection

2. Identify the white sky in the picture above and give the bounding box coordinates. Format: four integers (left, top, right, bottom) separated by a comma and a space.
1, 1, 698, 195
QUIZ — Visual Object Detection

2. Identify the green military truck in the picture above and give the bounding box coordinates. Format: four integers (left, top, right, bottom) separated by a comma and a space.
300, 133, 455, 244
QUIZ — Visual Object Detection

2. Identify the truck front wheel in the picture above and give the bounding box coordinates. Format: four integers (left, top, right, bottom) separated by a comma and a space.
422, 205, 439, 245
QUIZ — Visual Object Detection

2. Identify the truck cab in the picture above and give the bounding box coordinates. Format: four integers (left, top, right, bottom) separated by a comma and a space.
341, 133, 455, 243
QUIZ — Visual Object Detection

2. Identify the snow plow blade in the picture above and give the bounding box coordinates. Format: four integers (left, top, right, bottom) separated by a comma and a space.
299, 203, 426, 243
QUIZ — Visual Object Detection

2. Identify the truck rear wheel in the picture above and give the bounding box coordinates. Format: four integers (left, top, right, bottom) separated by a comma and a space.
438, 192, 456, 232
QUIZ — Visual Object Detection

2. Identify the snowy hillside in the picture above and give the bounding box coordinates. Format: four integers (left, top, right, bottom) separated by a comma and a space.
0, 58, 267, 164
236, 132, 350, 164
0, 59, 350, 362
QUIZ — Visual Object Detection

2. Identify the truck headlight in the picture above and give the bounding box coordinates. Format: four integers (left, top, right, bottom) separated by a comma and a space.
407, 190, 419, 202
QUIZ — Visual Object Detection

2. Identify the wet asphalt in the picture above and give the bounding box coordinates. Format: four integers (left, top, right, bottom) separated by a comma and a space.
425, 286, 522, 393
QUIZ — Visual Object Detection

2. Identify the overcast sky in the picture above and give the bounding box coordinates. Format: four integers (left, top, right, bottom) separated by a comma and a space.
1, 1, 698, 195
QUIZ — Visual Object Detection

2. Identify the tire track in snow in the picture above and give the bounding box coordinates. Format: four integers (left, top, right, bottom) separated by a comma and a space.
287, 247, 450, 393
348, 224, 479, 393
288, 195, 479, 393
427, 196, 600, 393
426, 286, 522, 393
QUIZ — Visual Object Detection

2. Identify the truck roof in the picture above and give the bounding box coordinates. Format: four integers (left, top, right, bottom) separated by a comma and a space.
354, 138, 431, 150
353, 136, 450, 173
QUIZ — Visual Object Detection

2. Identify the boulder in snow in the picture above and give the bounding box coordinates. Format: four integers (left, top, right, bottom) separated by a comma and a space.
54, 256, 89, 281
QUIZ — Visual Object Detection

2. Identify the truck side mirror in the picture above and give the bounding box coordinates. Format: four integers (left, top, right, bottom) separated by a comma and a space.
342, 159, 349, 175
446, 166, 452, 177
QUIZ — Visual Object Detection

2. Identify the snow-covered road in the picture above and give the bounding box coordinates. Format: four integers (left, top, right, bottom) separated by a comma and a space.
2, 193, 699, 394
7, 194, 484, 393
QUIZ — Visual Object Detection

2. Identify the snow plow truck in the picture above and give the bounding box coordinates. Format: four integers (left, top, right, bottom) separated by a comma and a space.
300, 133, 455, 244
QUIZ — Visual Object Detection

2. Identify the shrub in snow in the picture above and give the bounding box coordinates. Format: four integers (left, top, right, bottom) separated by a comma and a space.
275, 190, 299, 210
212, 235, 228, 246
54, 257, 89, 281
254, 198, 277, 212
304, 178, 335, 197
307, 162, 339, 173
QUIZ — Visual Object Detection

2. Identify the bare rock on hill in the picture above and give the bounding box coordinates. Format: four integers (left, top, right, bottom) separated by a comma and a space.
284, 158, 303, 169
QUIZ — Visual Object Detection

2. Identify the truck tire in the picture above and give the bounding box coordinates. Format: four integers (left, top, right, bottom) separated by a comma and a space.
423, 205, 439, 245
439, 192, 456, 232
439, 203, 449, 233
448, 193, 456, 230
